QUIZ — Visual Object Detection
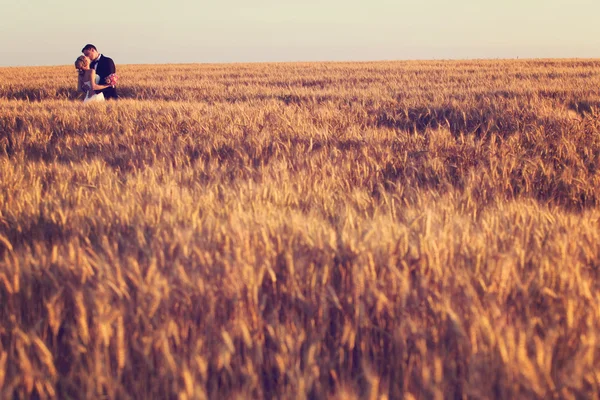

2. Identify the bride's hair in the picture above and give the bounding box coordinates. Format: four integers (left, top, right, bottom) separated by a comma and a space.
74, 55, 90, 75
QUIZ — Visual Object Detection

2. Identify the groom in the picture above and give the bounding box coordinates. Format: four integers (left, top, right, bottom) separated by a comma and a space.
82, 44, 118, 100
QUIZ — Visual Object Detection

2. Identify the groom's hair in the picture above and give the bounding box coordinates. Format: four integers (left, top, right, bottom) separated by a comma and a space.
81, 44, 97, 53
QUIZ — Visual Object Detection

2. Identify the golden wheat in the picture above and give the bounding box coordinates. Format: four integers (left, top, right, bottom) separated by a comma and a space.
0, 59, 600, 398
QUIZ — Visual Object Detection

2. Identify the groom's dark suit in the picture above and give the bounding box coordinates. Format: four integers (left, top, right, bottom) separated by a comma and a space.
90, 54, 118, 100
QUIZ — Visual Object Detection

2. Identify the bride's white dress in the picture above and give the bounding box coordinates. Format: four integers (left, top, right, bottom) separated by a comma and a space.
82, 75, 105, 103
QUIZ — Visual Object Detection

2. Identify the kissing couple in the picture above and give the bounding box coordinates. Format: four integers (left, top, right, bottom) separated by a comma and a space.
74, 44, 119, 103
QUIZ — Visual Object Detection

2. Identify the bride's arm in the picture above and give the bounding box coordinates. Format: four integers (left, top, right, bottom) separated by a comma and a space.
89, 70, 111, 91
77, 74, 84, 92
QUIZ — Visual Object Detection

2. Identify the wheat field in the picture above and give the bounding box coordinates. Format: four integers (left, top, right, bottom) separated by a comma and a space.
1, 59, 600, 399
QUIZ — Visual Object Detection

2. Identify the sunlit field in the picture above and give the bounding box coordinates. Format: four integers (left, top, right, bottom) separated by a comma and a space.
1, 59, 600, 399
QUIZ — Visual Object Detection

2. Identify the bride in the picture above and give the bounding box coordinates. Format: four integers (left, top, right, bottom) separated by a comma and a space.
74, 55, 112, 103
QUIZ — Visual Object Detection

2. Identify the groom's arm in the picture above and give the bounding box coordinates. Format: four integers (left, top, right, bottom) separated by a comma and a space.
104, 57, 116, 76
100, 57, 116, 88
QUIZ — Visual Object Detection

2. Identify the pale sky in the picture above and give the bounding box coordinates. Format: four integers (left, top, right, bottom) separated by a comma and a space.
0, 0, 598, 66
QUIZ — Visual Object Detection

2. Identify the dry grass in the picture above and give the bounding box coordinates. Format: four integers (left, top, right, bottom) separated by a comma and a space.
1, 59, 600, 399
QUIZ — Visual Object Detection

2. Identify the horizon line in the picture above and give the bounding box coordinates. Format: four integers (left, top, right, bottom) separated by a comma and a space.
2, 56, 600, 68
